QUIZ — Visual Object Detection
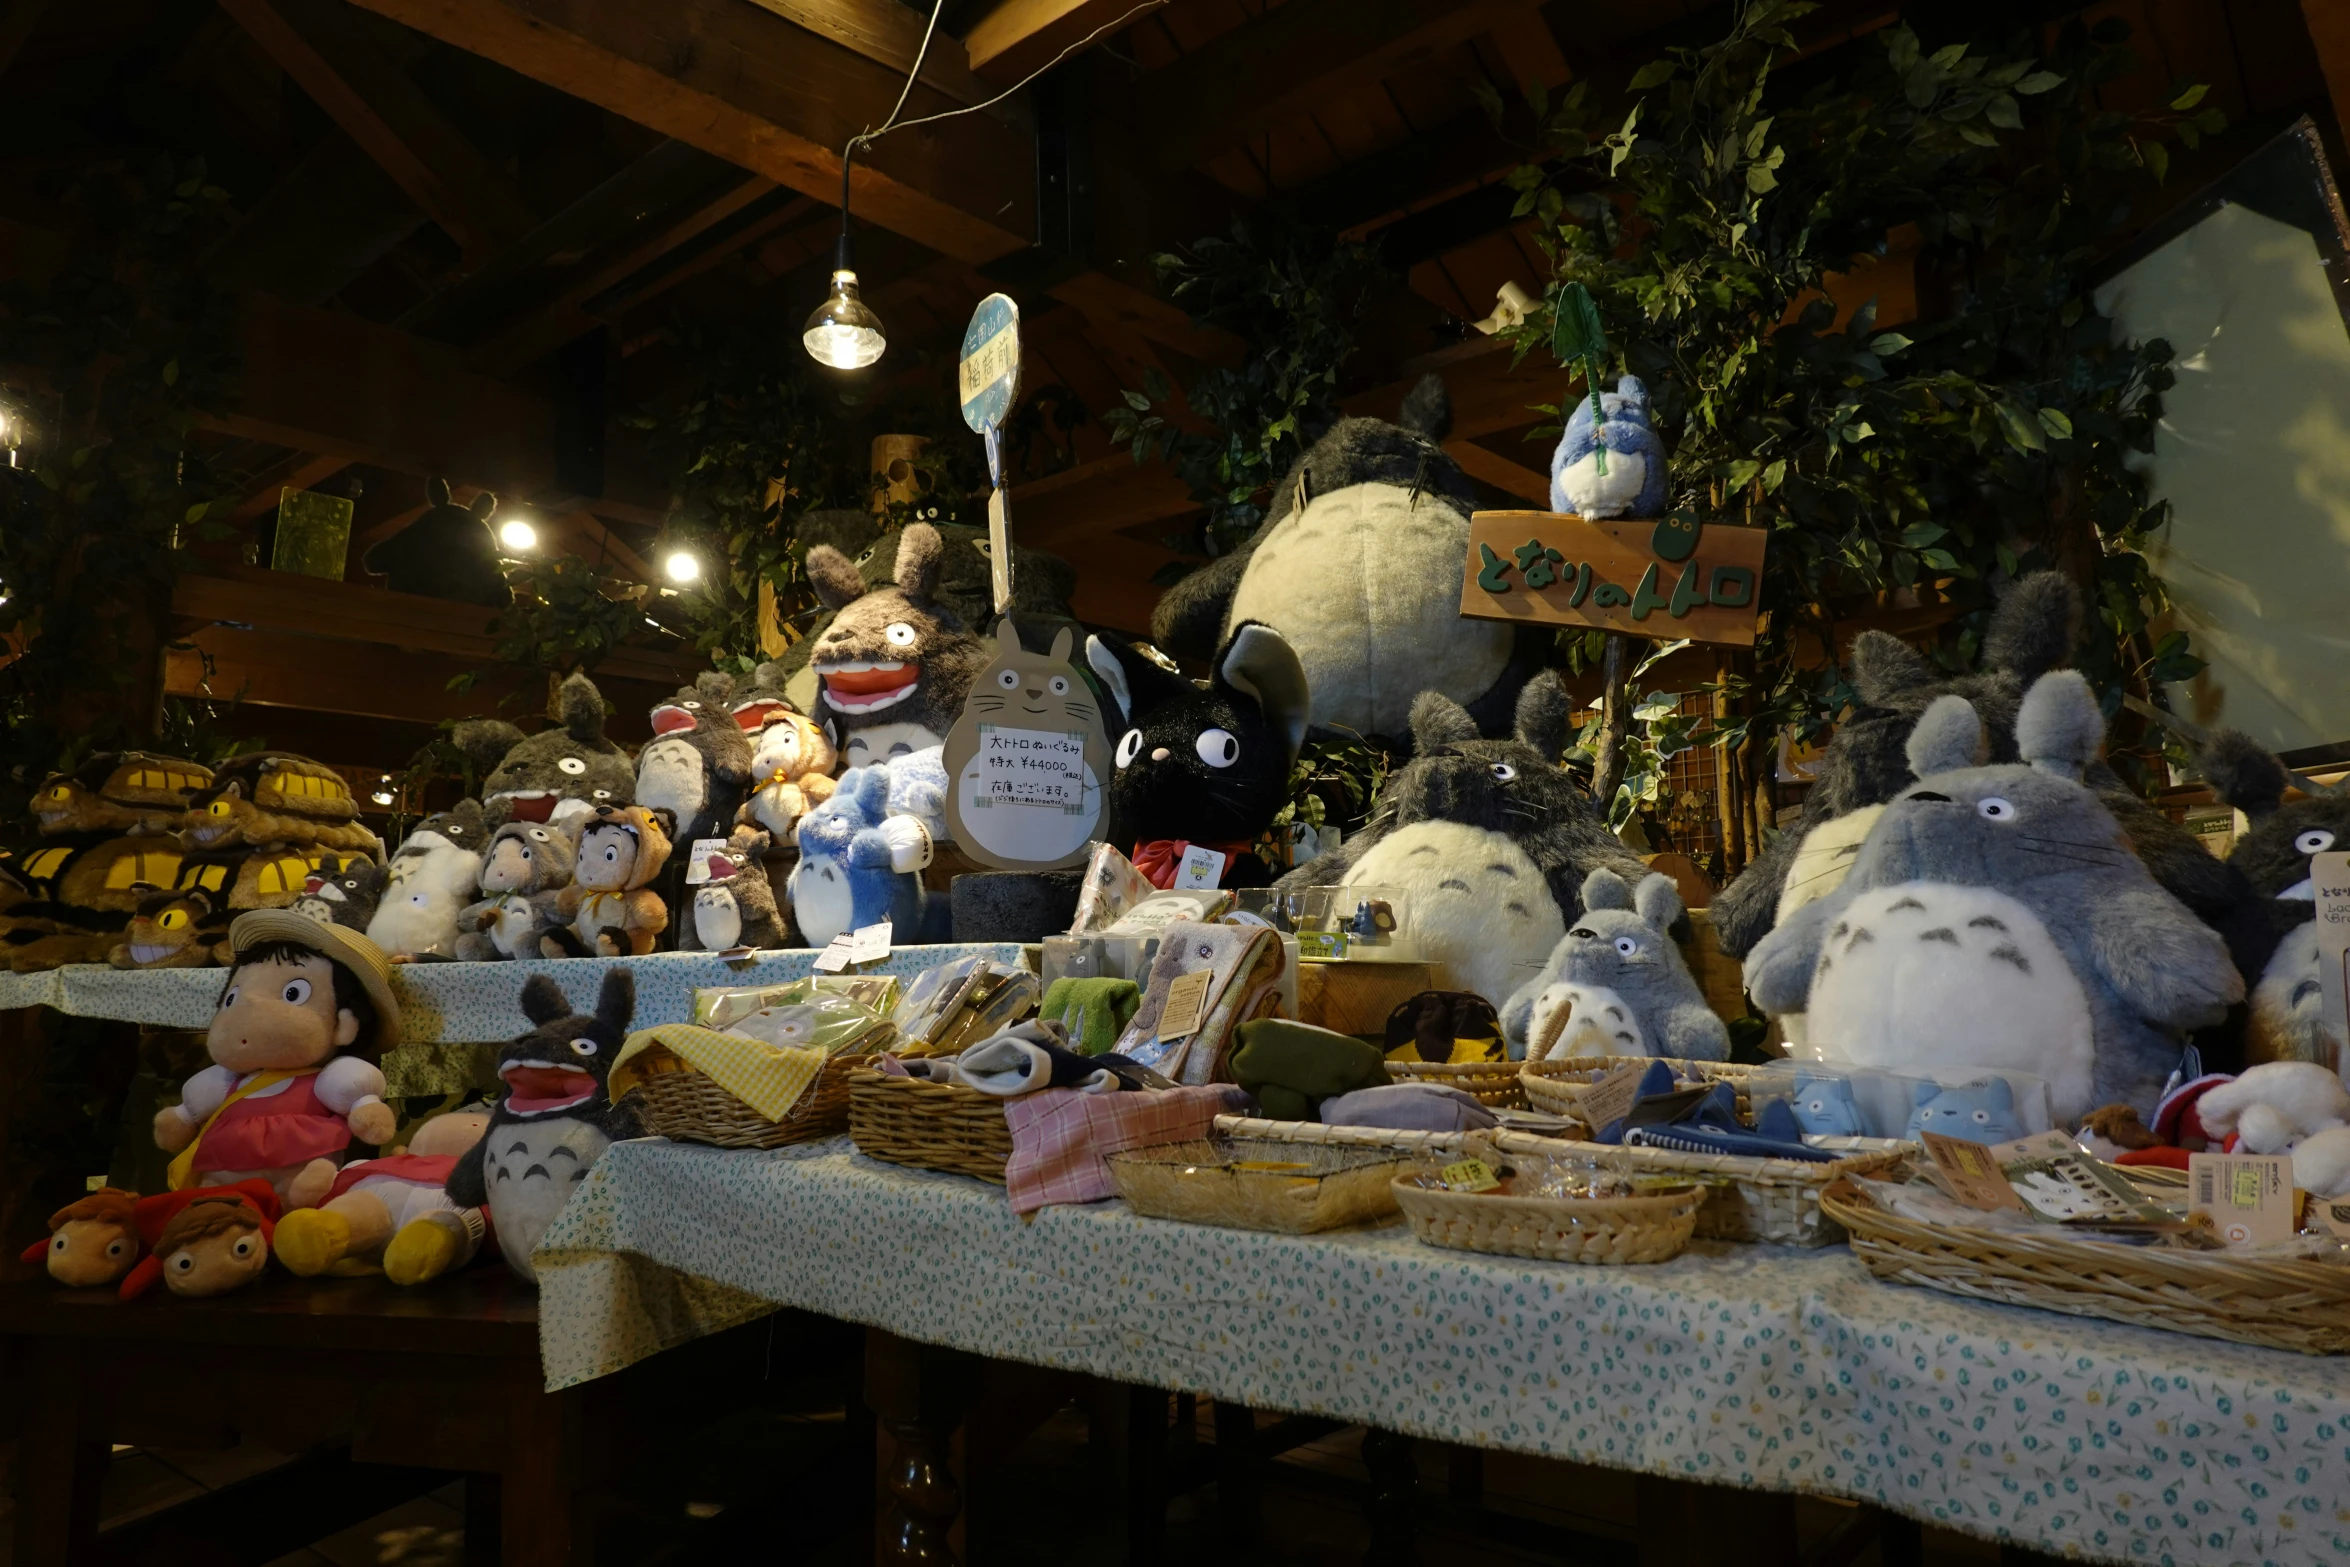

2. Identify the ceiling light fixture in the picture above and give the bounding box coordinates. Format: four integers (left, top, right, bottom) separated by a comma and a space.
664, 550, 700, 584
498, 517, 538, 552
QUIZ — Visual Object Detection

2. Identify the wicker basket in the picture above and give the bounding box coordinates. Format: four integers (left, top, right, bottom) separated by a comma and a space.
846, 1068, 1014, 1184
1519, 1056, 1758, 1128
1384, 1059, 1526, 1108
1821, 1179, 2350, 1356
1213, 1115, 1908, 1247
1393, 1174, 1701, 1265
628, 1052, 871, 1150
1108, 1137, 1407, 1233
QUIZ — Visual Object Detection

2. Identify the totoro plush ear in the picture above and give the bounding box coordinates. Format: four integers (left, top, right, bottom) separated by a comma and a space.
2199, 729, 2289, 817
1409, 689, 1480, 753
452, 718, 525, 774
1217, 621, 1310, 764
994, 618, 1022, 661
557, 672, 608, 745
428, 475, 451, 509
595, 967, 635, 1036
2015, 670, 2104, 781
805, 544, 866, 610
1849, 631, 1935, 704
1905, 694, 1984, 777
1579, 867, 1634, 912
894, 522, 944, 603
1983, 571, 2080, 682
469, 490, 498, 521
1913, 1079, 1940, 1107
1047, 624, 1074, 665
1632, 870, 1683, 931
1084, 636, 1134, 728
519, 974, 570, 1027
694, 670, 735, 706
1512, 671, 1574, 761
1398, 374, 1452, 441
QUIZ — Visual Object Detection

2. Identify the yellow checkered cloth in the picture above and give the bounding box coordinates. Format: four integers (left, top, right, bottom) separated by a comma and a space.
611, 1024, 827, 1122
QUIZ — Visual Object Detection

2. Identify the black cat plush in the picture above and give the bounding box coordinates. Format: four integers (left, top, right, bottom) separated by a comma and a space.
1085, 622, 1310, 889
362, 477, 510, 609
2198, 731, 2350, 1063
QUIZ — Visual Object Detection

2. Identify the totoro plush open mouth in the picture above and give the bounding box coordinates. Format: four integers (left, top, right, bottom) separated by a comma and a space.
817, 659, 919, 713
731, 699, 791, 731
649, 705, 699, 736
495, 790, 557, 822
500, 1061, 599, 1114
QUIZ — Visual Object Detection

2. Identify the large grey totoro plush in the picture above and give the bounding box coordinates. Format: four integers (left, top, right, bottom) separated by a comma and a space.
1743, 671, 2243, 1123
1502, 868, 1727, 1062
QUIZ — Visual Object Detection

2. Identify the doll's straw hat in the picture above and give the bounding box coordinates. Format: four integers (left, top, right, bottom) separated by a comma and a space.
226, 909, 402, 1053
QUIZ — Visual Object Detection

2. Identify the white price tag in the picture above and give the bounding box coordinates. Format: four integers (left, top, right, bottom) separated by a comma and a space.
684, 837, 731, 885
1174, 845, 1226, 889
812, 937, 856, 973
849, 921, 895, 963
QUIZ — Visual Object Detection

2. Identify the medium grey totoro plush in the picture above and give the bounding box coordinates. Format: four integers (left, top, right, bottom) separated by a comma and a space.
1742, 671, 2243, 1123
1502, 868, 1727, 1062
454, 671, 636, 830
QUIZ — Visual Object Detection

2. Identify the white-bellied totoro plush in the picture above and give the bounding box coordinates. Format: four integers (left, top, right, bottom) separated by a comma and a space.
364, 801, 487, 960
1279, 674, 1653, 1008
1502, 868, 1727, 1062
1151, 375, 1544, 749
1743, 671, 2244, 1123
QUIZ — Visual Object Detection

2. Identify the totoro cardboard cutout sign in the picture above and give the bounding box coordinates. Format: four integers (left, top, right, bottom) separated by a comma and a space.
942, 620, 1112, 871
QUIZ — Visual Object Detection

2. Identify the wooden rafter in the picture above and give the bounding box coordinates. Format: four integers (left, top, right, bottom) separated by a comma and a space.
218, 0, 525, 265
745, 0, 989, 105
226, 454, 352, 524
962, 0, 1152, 83
2306, 0, 2350, 146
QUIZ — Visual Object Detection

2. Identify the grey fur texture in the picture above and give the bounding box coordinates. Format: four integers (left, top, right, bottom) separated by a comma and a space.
802, 522, 989, 751
2198, 728, 2350, 1000
456, 821, 576, 961
1743, 671, 2243, 1120
455, 671, 635, 829
1501, 868, 1728, 1061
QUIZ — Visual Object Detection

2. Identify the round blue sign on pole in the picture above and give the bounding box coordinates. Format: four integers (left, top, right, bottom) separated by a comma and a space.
960, 293, 1021, 435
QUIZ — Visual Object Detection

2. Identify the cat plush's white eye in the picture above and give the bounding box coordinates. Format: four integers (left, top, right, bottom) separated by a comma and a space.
1976, 796, 2015, 821
557, 757, 587, 775
886, 623, 918, 648
1490, 763, 1517, 782
1613, 936, 1637, 956
1049, 675, 1069, 696
1196, 729, 1239, 768
1116, 730, 1143, 768
997, 669, 1019, 690
2296, 829, 2336, 855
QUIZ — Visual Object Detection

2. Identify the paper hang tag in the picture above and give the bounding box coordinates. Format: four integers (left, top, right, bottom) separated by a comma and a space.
1921, 1132, 2026, 1212
2311, 1197, 2350, 1241
1574, 1063, 1649, 1133
812, 937, 856, 974
1155, 968, 1214, 1043
2189, 1152, 2296, 1248
1174, 845, 1226, 890
684, 837, 732, 885
2314, 850, 2350, 1074
848, 921, 894, 964
1990, 1129, 2084, 1163
1439, 1158, 1500, 1193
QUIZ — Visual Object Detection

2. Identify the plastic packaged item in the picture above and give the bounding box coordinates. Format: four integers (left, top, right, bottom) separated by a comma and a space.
1294, 885, 1413, 961
721, 998, 897, 1057
1105, 888, 1231, 935
694, 974, 901, 1029
1744, 1060, 2058, 1143
1043, 931, 1299, 1021
889, 955, 1040, 1055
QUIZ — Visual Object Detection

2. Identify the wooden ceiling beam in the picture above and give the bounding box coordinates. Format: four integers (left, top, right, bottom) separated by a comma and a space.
2306, 0, 2350, 146
962, 0, 1149, 84
746, 0, 990, 105
1133, 0, 1548, 173
226, 453, 352, 523
218, 0, 526, 265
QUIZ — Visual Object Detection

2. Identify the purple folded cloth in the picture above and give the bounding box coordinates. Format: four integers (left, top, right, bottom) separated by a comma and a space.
1318, 1082, 1497, 1133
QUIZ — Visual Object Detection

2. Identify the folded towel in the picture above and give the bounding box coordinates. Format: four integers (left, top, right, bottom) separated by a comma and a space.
1040, 977, 1143, 1055
1229, 1018, 1389, 1123
1321, 1082, 1498, 1133
955, 1020, 1120, 1097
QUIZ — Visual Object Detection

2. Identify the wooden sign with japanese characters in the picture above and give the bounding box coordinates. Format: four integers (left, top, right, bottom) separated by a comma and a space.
1458, 511, 1768, 647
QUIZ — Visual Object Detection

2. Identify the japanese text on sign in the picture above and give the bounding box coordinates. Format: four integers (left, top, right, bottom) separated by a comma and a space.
959, 323, 1017, 408
971, 725, 1087, 813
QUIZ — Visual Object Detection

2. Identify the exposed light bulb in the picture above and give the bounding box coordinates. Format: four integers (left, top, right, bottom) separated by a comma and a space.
370, 789, 394, 806
803, 268, 886, 369
498, 518, 538, 552
664, 550, 700, 584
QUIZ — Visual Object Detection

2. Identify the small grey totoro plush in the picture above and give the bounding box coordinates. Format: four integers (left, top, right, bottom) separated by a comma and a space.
1742, 671, 2243, 1123
455, 821, 577, 961
1502, 868, 1728, 1062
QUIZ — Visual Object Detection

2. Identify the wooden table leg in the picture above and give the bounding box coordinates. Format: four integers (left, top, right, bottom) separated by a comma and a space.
14, 1343, 106, 1567
1877, 1507, 1924, 1567
865, 1328, 975, 1567
497, 1365, 581, 1567
1211, 1399, 1261, 1544
1445, 1445, 1483, 1506
1125, 1386, 1168, 1567
1635, 1474, 1797, 1567
1360, 1427, 1418, 1567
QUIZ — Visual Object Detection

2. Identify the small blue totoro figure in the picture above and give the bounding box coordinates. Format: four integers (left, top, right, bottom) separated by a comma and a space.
787, 767, 927, 949
1786, 1074, 1867, 1137
1904, 1077, 2025, 1145
1549, 375, 1670, 520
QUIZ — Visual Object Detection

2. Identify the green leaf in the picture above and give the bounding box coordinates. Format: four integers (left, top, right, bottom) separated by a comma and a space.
2145, 141, 2169, 183
2015, 70, 2064, 94
1762, 458, 1787, 493
1869, 332, 1913, 356
1995, 401, 2047, 452
2037, 407, 2074, 439
2170, 83, 2208, 111
1985, 93, 2022, 129
1551, 281, 1609, 364
1920, 548, 1960, 570
1627, 58, 1677, 90
185, 502, 211, 523
1897, 522, 1948, 547
1121, 389, 1151, 412
162, 359, 179, 386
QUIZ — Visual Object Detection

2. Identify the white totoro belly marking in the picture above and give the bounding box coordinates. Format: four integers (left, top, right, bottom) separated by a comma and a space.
636, 738, 707, 823
1805, 882, 2094, 1119
1342, 820, 1563, 1007
1526, 982, 1643, 1060
482, 1118, 611, 1282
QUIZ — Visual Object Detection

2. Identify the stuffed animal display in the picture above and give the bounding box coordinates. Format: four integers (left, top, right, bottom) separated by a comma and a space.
803, 522, 989, 769
1549, 375, 1670, 519
183, 753, 383, 860
1783, 1075, 1867, 1137
1152, 375, 1542, 747
545, 804, 672, 957
942, 620, 1115, 871
366, 801, 487, 960
293, 859, 386, 932
154, 911, 403, 1210
637, 674, 754, 950
446, 970, 641, 1282
789, 768, 930, 948
457, 820, 576, 960
119, 1182, 280, 1300
274, 1107, 491, 1283
110, 887, 233, 969
1903, 1078, 2028, 1144
1502, 869, 1727, 1062
20, 1187, 142, 1287
1743, 671, 2244, 1122
736, 702, 837, 844
1086, 622, 1309, 889
1279, 674, 1651, 1007
2194, 1062, 2350, 1197
31, 753, 214, 835
690, 846, 788, 951
456, 670, 636, 829
361, 476, 510, 608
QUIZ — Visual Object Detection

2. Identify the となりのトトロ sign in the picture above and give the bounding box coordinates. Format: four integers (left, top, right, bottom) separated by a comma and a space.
1458, 511, 1768, 647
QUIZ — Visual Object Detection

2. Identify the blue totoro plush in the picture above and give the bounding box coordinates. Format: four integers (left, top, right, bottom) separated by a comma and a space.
1786, 1074, 1867, 1137
787, 767, 927, 948
1904, 1077, 2025, 1145
1549, 375, 1669, 519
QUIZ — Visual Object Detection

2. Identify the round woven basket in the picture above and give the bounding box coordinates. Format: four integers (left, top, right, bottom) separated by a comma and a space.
628, 1053, 869, 1150
846, 1067, 1014, 1184
1384, 1059, 1526, 1108
1392, 1176, 1700, 1265
1519, 1056, 1755, 1125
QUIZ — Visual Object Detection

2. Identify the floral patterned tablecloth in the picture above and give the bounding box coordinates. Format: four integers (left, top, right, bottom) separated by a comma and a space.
538, 1137, 2350, 1567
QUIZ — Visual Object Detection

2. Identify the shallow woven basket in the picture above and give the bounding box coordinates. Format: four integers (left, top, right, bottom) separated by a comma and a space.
1108, 1137, 1407, 1233
1213, 1115, 1907, 1247
628, 1052, 871, 1150
847, 1068, 1014, 1184
1821, 1180, 2350, 1355
1519, 1056, 1757, 1128
1384, 1059, 1526, 1109
1393, 1175, 1700, 1265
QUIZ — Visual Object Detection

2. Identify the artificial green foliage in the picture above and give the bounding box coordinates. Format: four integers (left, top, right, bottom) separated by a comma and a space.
1104, 217, 1386, 553
1498, 1, 2223, 778
0, 158, 239, 821
1271, 735, 1393, 843
456, 554, 649, 693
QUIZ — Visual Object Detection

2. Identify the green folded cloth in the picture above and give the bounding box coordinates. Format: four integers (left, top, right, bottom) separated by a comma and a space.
1040, 977, 1143, 1056
1229, 1019, 1390, 1123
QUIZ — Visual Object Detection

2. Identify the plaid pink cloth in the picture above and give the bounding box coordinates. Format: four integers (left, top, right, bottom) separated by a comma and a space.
1003, 1085, 1248, 1214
